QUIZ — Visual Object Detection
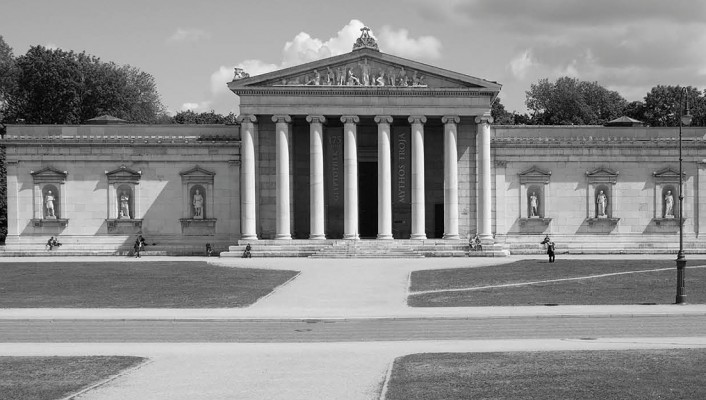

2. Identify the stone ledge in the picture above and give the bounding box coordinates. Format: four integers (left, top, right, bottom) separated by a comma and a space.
32, 218, 68, 228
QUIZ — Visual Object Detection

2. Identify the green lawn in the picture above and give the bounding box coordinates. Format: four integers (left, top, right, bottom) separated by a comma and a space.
0, 262, 298, 308
409, 259, 706, 306
1, 356, 145, 400
385, 350, 706, 400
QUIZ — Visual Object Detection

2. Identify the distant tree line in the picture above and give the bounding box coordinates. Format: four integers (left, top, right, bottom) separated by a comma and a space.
493, 77, 706, 127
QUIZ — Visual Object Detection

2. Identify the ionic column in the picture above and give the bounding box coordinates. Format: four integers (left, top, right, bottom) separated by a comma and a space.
237, 114, 258, 240
273, 114, 292, 240
409, 115, 427, 240
442, 115, 460, 239
307, 115, 326, 239
341, 115, 360, 240
475, 112, 494, 243
375, 115, 393, 240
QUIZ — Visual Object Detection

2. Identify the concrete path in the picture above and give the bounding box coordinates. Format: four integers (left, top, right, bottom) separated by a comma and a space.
2, 255, 706, 399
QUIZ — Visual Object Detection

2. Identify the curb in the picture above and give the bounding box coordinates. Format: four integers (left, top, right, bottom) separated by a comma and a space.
61, 358, 152, 400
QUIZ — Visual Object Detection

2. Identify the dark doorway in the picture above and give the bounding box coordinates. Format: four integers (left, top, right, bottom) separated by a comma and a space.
358, 162, 378, 238
434, 203, 444, 238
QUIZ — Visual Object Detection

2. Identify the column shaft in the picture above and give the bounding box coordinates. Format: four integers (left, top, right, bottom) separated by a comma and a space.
237, 114, 257, 240
443, 116, 460, 239
307, 115, 326, 239
376, 115, 393, 239
273, 115, 292, 240
342, 115, 360, 240
475, 113, 494, 243
409, 115, 427, 240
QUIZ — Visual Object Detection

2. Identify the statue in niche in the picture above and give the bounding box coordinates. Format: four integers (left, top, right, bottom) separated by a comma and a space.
529, 192, 539, 218
359, 59, 371, 85
325, 67, 334, 85
45, 190, 56, 218
346, 68, 361, 85
193, 189, 204, 219
119, 191, 130, 219
596, 190, 608, 218
664, 190, 674, 218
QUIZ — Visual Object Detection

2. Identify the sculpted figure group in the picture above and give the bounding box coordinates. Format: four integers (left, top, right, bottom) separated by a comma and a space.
282, 60, 426, 88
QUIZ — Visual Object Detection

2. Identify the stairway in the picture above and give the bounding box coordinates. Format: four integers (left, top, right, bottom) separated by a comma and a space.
309, 240, 423, 258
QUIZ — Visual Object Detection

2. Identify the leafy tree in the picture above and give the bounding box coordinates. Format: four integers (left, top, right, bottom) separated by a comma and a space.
623, 101, 646, 122
525, 77, 627, 125
174, 110, 237, 124
491, 97, 515, 124
0, 35, 16, 118
642, 85, 704, 127
5, 45, 167, 124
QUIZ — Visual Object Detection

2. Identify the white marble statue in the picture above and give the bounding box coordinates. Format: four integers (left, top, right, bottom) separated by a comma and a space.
529, 192, 539, 217
119, 191, 130, 219
664, 190, 674, 218
359, 59, 371, 85
45, 190, 55, 218
193, 189, 204, 219
597, 190, 608, 217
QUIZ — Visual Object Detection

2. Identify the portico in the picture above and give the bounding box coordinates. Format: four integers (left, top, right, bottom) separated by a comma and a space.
229, 32, 500, 244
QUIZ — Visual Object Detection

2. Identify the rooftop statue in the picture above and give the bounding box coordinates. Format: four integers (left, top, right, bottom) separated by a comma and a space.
353, 26, 379, 51
232, 67, 250, 81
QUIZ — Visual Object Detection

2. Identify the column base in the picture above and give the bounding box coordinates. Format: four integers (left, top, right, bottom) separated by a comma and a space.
309, 234, 327, 240
443, 234, 460, 240
377, 234, 393, 240
343, 234, 360, 240
274, 234, 292, 240
240, 234, 258, 241
410, 234, 427, 240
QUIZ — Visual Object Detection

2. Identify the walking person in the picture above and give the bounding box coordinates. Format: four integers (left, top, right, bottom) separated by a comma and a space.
134, 235, 146, 258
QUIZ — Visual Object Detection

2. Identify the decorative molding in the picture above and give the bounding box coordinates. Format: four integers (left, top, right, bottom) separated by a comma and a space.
236, 114, 257, 124
306, 115, 326, 124
519, 166, 551, 184
586, 167, 619, 184
374, 115, 393, 125
32, 218, 68, 228
653, 167, 684, 184
106, 218, 143, 234
106, 165, 141, 184
271, 114, 292, 124
340, 115, 360, 124
408, 115, 427, 125
232, 87, 497, 97
30, 166, 68, 184
441, 115, 460, 125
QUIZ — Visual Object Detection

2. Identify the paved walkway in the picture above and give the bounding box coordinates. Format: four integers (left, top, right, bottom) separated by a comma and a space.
2, 255, 706, 399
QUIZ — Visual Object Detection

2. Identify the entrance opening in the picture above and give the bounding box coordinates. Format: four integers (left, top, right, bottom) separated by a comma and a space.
358, 161, 378, 238
434, 203, 444, 238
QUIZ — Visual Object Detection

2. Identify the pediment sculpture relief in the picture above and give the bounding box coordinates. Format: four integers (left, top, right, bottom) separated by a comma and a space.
276, 58, 429, 88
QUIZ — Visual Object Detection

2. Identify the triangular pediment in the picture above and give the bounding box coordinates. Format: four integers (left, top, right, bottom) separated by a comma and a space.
180, 165, 215, 177
106, 165, 141, 184
653, 167, 683, 183
519, 166, 551, 184
586, 167, 619, 184
31, 166, 67, 184
229, 48, 501, 92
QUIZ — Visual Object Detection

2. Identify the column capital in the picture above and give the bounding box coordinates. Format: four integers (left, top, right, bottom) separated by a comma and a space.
408, 115, 427, 125
236, 114, 257, 124
374, 115, 393, 125
306, 115, 326, 124
340, 115, 360, 124
442, 115, 460, 125
475, 112, 494, 125
272, 114, 292, 124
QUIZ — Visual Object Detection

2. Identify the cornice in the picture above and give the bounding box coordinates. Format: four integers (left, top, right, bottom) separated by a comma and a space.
492, 136, 706, 148
232, 86, 497, 97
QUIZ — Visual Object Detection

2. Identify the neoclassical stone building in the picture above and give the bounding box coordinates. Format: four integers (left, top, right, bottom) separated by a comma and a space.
3, 31, 706, 255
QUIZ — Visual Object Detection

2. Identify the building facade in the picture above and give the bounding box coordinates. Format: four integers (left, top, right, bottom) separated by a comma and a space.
3, 32, 706, 255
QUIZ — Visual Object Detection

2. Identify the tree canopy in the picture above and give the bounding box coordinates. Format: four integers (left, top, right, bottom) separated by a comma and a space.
525, 77, 627, 125
173, 110, 237, 124
0, 42, 167, 124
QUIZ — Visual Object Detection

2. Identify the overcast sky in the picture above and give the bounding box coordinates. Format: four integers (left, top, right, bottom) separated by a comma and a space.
2, 0, 705, 116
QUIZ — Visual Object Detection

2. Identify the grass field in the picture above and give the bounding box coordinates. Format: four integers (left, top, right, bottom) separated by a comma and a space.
384, 349, 706, 400
1, 356, 145, 400
409, 259, 706, 306
0, 261, 298, 308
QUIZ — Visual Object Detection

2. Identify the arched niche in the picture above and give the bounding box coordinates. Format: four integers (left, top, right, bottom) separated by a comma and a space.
586, 167, 618, 220
30, 166, 68, 228
105, 165, 142, 234
179, 166, 216, 236
190, 184, 206, 219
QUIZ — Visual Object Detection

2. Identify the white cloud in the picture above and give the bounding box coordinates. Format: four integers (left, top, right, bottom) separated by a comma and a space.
378, 26, 442, 60
181, 101, 212, 112
508, 49, 535, 80
44, 43, 58, 50
167, 28, 210, 43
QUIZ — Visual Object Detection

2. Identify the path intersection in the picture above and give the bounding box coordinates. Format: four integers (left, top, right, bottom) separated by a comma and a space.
1, 255, 705, 399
